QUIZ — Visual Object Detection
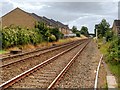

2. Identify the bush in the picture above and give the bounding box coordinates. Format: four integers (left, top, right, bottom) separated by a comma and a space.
2, 26, 43, 48
107, 36, 120, 62
49, 35, 56, 42
29, 29, 43, 45
35, 22, 64, 42
105, 30, 113, 42
76, 32, 81, 37
50, 28, 64, 41
35, 22, 51, 41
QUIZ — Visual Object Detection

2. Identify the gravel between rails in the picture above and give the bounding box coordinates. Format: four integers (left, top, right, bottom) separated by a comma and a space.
1, 40, 80, 66
55, 40, 101, 88
7, 41, 86, 89
0, 41, 85, 84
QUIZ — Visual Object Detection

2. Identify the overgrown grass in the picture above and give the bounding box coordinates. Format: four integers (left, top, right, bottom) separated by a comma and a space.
108, 63, 119, 77
103, 82, 108, 89
0, 50, 8, 54
99, 42, 110, 55
108, 62, 120, 88
98, 38, 120, 88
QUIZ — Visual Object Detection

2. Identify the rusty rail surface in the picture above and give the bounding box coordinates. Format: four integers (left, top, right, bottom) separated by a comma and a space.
0, 39, 90, 90
1, 39, 85, 60
0, 39, 87, 68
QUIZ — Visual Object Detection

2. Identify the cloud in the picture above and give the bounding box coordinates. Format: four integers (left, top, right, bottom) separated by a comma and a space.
1, 1, 118, 33
1, 0, 119, 2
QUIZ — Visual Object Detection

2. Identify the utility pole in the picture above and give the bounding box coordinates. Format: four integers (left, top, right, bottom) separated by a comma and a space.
96, 28, 97, 40
95, 24, 98, 42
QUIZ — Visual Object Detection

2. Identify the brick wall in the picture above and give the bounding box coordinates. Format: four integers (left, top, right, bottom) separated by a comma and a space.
2, 8, 37, 28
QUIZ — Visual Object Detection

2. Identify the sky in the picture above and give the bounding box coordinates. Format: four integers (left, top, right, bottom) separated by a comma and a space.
0, 0, 119, 33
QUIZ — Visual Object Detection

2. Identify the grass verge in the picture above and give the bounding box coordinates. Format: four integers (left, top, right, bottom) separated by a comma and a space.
0, 50, 8, 54
98, 39, 120, 88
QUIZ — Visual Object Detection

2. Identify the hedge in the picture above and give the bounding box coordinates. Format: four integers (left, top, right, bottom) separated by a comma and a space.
1, 26, 42, 49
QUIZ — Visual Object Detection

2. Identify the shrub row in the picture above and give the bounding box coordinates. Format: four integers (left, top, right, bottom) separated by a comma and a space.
35, 22, 64, 42
1, 26, 42, 48
1, 22, 64, 49
106, 35, 120, 62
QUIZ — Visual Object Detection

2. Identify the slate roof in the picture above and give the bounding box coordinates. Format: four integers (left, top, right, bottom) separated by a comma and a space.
2, 7, 69, 29
114, 20, 120, 27
42, 16, 56, 26
30, 13, 43, 22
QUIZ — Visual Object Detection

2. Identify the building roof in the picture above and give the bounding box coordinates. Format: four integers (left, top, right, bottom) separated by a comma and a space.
50, 19, 59, 27
2, 7, 69, 29
30, 13, 43, 22
56, 21, 68, 28
114, 20, 120, 27
42, 16, 56, 26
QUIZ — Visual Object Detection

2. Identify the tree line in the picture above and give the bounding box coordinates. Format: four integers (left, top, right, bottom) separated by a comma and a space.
71, 26, 89, 37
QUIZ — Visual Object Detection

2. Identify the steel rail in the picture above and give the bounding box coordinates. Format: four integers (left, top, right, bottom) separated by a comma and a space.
94, 54, 103, 90
47, 40, 90, 90
1, 39, 85, 60
0, 40, 86, 68
0, 40, 88, 90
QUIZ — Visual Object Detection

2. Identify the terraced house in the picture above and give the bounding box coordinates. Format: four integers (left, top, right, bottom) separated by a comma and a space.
1, 7, 70, 35
112, 20, 120, 35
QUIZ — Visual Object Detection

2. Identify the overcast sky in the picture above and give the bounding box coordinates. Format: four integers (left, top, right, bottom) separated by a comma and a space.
0, 0, 119, 33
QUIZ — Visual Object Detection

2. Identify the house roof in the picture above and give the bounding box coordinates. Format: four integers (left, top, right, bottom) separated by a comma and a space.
2, 7, 29, 18
30, 13, 52, 25
50, 19, 59, 27
114, 20, 120, 27
56, 21, 68, 28
42, 16, 56, 26
2, 7, 69, 29
30, 13, 43, 22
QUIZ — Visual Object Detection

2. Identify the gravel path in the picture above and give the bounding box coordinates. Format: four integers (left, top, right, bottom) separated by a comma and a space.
55, 40, 101, 88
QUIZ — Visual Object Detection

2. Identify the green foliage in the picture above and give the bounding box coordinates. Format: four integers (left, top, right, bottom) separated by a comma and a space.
76, 32, 81, 37
80, 26, 89, 36
35, 22, 64, 42
49, 28, 64, 41
96, 19, 110, 38
71, 26, 81, 37
107, 36, 120, 62
97, 19, 120, 85
105, 29, 113, 42
2, 21, 65, 49
72, 26, 78, 33
2, 26, 42, 48
35, 22, 50, 41
49, 35, 56, 42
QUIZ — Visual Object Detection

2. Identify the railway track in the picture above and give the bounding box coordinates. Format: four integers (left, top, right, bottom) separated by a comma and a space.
0, 39, 90, 90
1, 39, 85, 67
0, 39, 87, 84
1, 40, 75, 59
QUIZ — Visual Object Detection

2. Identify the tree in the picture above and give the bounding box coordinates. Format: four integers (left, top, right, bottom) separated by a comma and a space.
49, 28, 64, 41
80, 26, 89, 36
105, 29, 113, 42
107, 36, 120, 62
97, 19, 110, 38
76, 32, 81, 37
35, 22, 51, 41
72, 26, 78, 33
35, 22, 63, 42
